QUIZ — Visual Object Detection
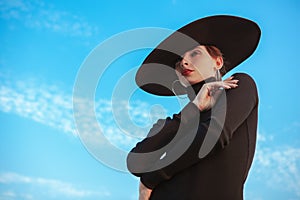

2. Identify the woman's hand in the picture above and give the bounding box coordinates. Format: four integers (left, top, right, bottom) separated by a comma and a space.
193, 76, 239, 111
139, 181, 152, 200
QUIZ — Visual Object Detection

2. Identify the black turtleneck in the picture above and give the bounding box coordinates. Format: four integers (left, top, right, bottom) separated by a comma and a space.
127, 73, 259, 200
186, 76, 217, 100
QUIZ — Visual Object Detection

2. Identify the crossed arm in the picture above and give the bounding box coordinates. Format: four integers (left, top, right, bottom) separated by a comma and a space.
127, 73, 258, 198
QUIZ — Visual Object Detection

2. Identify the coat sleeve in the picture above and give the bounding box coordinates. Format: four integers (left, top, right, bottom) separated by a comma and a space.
127, 73, 258, 189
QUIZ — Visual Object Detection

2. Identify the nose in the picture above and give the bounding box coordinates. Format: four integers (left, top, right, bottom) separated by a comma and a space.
180, 58, 189, 68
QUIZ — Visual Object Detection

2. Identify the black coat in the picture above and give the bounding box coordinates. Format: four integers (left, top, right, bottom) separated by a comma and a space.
127, 73, 258, 200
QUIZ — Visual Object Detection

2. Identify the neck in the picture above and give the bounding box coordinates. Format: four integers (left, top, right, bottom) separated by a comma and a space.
187, 76, 216, 100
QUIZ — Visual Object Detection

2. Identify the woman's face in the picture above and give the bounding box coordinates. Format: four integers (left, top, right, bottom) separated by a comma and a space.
175, 45, 223, 85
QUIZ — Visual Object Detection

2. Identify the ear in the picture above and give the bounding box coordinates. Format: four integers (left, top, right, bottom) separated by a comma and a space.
215, 56, 224, 70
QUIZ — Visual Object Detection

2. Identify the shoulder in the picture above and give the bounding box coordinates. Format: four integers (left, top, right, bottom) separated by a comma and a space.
231, 72, 257, 89
231, 72, 256, 82
227, 72, 258, 101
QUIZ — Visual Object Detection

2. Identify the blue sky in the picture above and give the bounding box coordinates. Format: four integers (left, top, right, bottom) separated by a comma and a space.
0, 0, 300, 199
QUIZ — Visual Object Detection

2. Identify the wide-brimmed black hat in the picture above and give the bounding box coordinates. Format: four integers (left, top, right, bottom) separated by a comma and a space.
135, 15, 261, 96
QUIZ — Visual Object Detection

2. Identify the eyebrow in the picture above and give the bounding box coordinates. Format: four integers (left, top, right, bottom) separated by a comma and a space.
193, 46, 203, 51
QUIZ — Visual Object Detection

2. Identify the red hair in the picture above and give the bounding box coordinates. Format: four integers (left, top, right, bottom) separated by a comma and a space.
204, 45, 227, 75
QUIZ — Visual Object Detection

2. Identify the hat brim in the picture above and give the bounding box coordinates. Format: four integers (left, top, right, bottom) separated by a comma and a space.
135, 15, 261, 96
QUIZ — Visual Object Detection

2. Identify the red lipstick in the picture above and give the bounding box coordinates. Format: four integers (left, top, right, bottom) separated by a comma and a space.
181, 69, 194, 76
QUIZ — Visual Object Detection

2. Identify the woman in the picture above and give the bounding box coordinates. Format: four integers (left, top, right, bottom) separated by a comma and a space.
127, 15, 261, 200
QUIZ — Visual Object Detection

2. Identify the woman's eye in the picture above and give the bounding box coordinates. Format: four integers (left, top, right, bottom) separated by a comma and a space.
191, 50, 200, 57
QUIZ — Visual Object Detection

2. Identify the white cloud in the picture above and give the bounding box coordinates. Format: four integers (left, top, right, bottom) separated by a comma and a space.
0, 80, 76, 136
251, 135, 300, 198
0, 0, 98, 37
1, 191, 16, 198
0, 74, 168, 172
0, 191, 33, 200
0, 172, 110, 198
0, 76, 164, 150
